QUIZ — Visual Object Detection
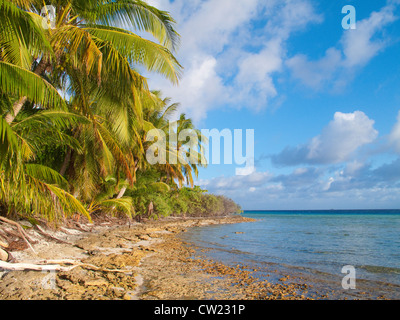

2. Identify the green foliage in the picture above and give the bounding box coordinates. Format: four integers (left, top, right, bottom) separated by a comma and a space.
0, 0, 241, 223
0, 61, 67, 111
126, 183, 242, 220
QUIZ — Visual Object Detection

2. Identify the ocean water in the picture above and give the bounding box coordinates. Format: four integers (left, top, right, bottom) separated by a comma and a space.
180, 210, 400, 299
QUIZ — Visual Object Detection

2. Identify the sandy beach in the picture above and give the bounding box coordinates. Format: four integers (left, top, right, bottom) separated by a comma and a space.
0, 215, 317, 300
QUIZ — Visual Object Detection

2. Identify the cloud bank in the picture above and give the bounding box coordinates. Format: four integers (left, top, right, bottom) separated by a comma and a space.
200, 110, 400, 210
143, 1, 400, 209
145, 0, 398, 121
271, 111, 378, 166
145, 0, 324, 121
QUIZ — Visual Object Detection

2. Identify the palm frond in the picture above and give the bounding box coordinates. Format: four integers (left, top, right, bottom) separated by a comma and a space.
160, 102, 179, 121
24, 163, 68, 189
0, 116, 18, 164
82, 0, 180, 52
150, 181, 170, 193
13, 110, 90, 130
0, 61, 67, 110
51, 24, 103, 80
96, 119, 136, 183
85, 25, 182, 84
97, 197, 135, 218
45, 183, 92, 222
0, 0, 52, 62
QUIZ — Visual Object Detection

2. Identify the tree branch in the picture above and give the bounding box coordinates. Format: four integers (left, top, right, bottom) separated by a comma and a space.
0, 217, 37, 255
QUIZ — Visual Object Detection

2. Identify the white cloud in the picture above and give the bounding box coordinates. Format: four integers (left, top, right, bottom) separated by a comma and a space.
144, 1, 399, 122
287, 1, 398, 90
286, 48, 342, 89
264, 0, 323, 39
234, 39, 283, 108
343, 160, 366, 175
178, 0, 260, 56
199, 170, 273, 191
341, 4, 397, 68
307, 111, 378, 164
272, 111, 378, 166
175, 56, 228, 120
145, 0, 323, 122
200, 157, 400, 210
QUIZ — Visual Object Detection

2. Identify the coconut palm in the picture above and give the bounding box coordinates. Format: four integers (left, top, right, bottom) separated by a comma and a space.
140, 92, 207, 188
0, 0, 183, 221
46, 0, 183, 203
0, 0, 66, 122
2, 0, 182, 123
0, 0, 90, 221
0, 107, 92, 221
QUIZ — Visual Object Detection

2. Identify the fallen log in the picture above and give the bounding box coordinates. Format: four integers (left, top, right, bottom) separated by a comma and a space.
0, 259, 132, 273
0, 260, 66, 272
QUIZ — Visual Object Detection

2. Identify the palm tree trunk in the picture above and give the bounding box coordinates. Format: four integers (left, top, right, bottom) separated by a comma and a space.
59, 149, 73, 176
116, 161, 139, 199
116, 185, 128, 199
5, 58, 50, 125
4, 97, 27, 124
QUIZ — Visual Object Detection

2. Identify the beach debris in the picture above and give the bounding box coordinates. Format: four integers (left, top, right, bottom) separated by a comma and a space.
34, 224, 72, 245
0, 248, 9, 262
0, 215, 257, 300
0, 217, 37, 255
0, 238, 9, 249
0, 259, 133, 273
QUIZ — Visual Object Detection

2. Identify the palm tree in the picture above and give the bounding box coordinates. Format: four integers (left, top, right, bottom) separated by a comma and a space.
0, 0, 66, 123
0, 0, 183, 221
173, 113, 207, 187
0, 0, 91, 221
46, 0, 183, 203
141, 92, 207, 188
0, 107, 92, 221
2, 0, 182, 123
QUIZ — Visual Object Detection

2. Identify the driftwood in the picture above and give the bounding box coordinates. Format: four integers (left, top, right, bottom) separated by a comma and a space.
0, 260, 66, 272
0, 217, 36, 255
0, 259, 133, 273
34, 225, 72, 245
0, 240, 8, 249
0, 248, 8, 262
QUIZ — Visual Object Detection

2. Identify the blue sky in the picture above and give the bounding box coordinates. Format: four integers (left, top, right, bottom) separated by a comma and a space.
144, 0, 400, 210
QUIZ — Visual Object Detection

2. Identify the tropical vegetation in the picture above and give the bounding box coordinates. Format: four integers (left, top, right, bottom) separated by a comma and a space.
0, 0, 241, 224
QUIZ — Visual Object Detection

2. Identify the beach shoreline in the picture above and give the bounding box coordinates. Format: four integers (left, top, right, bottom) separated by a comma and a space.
0, 215, 266, 300
1, 214, 396, 300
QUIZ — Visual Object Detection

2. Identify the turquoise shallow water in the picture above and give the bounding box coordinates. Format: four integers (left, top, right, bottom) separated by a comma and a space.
180, 210, 400, 299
